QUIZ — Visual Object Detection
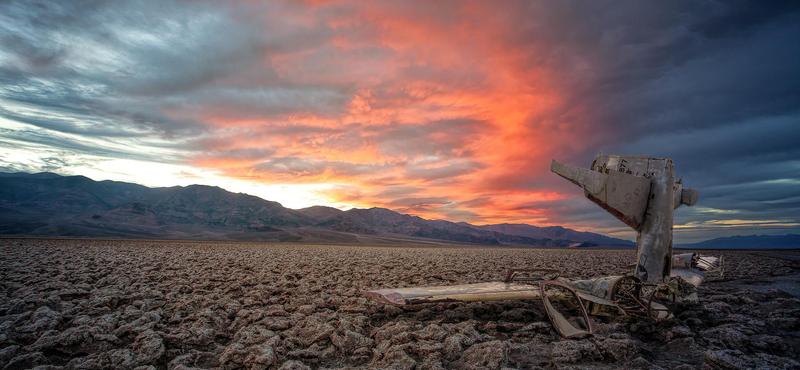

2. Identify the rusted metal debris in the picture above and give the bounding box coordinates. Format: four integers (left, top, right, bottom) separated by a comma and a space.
540, 280, 593, 338
365, 155, 722, 339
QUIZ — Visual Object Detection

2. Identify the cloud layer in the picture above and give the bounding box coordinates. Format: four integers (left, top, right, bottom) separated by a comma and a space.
1, 0, 798, 242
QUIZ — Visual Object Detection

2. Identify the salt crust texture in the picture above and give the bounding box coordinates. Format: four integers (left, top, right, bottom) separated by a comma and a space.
1, 239, 798, 369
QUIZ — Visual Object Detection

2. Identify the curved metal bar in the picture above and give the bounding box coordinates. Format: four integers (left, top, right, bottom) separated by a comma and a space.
539, 280, 593, 338
611, 279, 671, 320
645, 288, 671, 321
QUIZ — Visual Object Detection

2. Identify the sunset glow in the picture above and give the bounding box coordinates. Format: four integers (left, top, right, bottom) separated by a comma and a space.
1, 0, 799, 243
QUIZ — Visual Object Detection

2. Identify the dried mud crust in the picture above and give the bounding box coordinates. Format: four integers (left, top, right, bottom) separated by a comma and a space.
0, 239, 798, 370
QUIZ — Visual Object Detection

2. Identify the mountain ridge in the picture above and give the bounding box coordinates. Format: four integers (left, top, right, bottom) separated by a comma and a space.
4, 171, 788, 248
0, 171, 629, 246
676, 234, 800, 250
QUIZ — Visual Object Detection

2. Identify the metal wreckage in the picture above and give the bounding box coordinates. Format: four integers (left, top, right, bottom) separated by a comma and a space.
365, 155, 722, 338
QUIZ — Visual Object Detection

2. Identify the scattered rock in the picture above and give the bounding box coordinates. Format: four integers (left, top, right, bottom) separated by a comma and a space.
377, 348, 416, 370
4, 352, 49, 370
550, 339, 601, 363
133, 330, 165, 364
703, 349, 800, 369
1, 239, 798, 370
597, 334, 642, 361
0, 345, 21, 364
331, 328, 370, 355
277, 360, 312, 370
624, 357, 664, 370
244, 345, 275, 370
455, 341, 509, 369
700, 327, 748, 349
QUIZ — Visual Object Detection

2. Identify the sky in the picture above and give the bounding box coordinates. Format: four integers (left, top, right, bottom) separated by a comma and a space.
0, 0, 798, 243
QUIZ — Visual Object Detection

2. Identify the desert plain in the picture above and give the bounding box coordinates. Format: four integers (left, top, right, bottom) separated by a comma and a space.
1, 238, 798, 370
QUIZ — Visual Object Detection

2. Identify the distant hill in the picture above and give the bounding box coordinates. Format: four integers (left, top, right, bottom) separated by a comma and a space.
0, 172, 63, 179
676, 234, 800, 250
472, 223, 634, 247
0, 171, 731, 248
0, 174, 154, 215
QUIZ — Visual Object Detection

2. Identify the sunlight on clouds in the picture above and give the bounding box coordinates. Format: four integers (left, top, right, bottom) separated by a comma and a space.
0, 116, 28, 130
1, 0, 798, 241
676, 220, 800, 228
0, 112, 339, 210
93, 158, 339, 210
694, 207, 740, 214
0, 144, 340, 210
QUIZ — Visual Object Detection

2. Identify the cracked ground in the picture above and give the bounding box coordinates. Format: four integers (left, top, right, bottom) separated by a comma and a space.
1, 239, 799, 369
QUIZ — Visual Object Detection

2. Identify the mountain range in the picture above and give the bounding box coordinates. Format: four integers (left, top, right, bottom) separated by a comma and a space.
0, 172, 635, 247
676, 234, 800, 250
2, 172, 797, 249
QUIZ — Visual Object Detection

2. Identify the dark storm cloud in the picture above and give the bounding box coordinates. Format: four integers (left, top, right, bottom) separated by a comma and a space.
0, 1, 232, 139
0, 0, 797, 239
485, 0, 800, 237
0, 129, 180, 164
0, 0, 344, 141
608, 112, 800, 238
511, 0, 800, 156
0, 106, 142, 137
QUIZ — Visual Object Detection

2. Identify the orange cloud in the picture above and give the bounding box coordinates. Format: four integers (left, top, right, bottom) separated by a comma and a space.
185, 0, 598, 227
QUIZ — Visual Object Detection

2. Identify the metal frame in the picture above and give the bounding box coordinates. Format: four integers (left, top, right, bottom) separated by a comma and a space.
612, 280, 669, 321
